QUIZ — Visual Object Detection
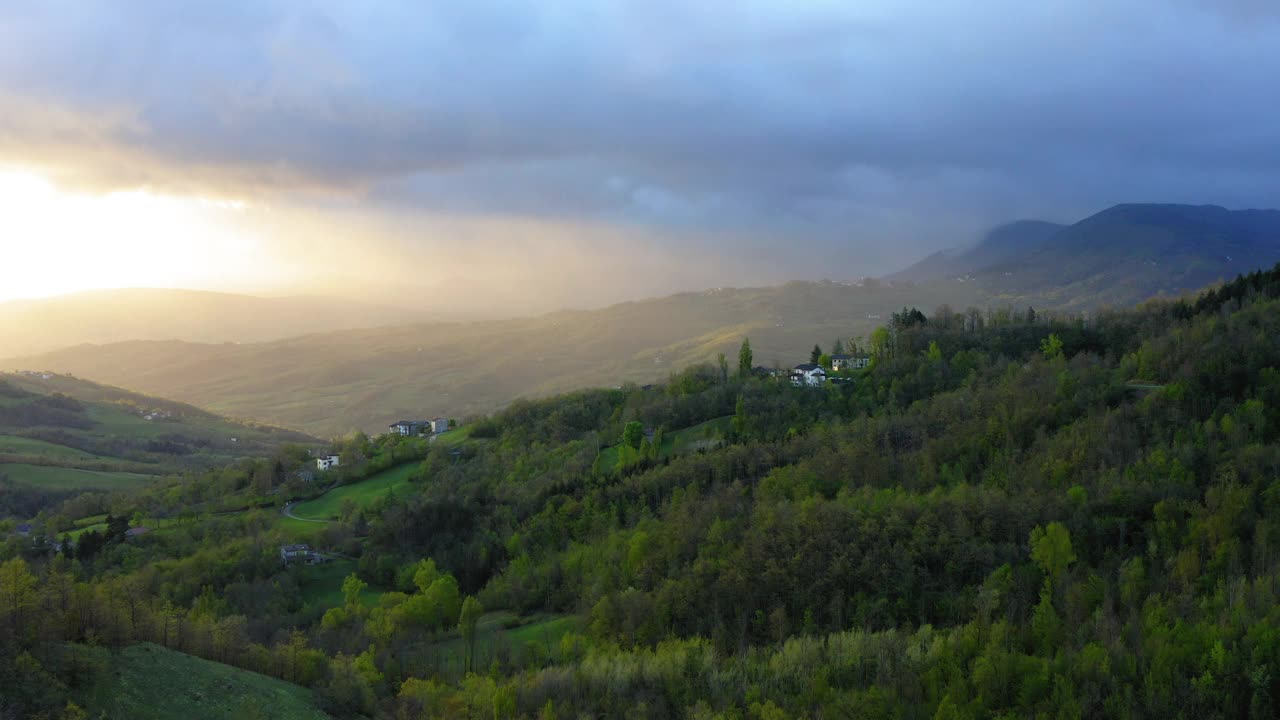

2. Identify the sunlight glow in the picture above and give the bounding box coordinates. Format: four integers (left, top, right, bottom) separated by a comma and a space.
0, 168, 275, 302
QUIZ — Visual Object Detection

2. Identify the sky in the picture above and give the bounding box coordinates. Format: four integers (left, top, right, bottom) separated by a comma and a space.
2, 1, 1279, 311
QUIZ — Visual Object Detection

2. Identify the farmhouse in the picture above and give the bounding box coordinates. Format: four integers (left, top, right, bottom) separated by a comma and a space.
430, 417, 449, 434
280, 543, 323, 565
389, 420, 427, 436
831, 354, 871, 372
316, 454, 341, 471
791, 363, 827, 387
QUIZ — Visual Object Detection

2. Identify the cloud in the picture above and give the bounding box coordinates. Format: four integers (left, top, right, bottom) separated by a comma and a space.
1, 0, 1279, 282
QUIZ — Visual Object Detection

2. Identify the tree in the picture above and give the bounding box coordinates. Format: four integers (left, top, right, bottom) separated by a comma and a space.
622, 421, 644, 450
831, 338, 845, 355
717, 353, 728, 383
0, 557, 37, 638
1040, 333, 1064, 361
870, 327, 891, 358
459, 596, 484, 673
738, 338, 753, 378
1030, 522, 1075, 590
810, 344, 823, 364
341, 573, 367, 611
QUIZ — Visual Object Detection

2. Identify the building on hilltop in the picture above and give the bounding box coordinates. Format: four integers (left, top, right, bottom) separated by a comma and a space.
830, 354, 871, 372
389, 420, 428, 436
791, 363, 827, 387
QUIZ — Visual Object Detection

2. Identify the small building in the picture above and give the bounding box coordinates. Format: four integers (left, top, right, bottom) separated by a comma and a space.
14, 523, 32, 537
389, 420, 427, 436
316, 454, 341, 471
125, 527, 150, 539
791, 363, 827, 387
830, 354, 871, 372
430, 417, 449, 434
280, 543, 323, 565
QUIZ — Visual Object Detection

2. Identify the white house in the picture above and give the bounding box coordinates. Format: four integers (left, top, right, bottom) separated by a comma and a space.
316, 454, 341, 471
831, 354, 871, 372
430, 417, 449, 434
791, 363, 827, 387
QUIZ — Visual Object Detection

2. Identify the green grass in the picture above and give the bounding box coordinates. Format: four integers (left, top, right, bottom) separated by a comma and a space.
597, 415, 734, 472
290, 461, 420, 520
278, 515, 331, 538
66, 522, 107, 540
0, 463, 153, 491
82, 642, 328, 720
420, 612, 581, 677
0, 434, 100, 460
297, 559, 381, 610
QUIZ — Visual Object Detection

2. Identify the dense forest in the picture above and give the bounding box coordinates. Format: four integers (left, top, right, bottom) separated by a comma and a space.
6, 264, 1280, 718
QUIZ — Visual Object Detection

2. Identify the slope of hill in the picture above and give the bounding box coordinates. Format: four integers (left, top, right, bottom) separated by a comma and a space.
80, 643, 329, 720
893, 204, 1280, 308
0, 287, 477, 357
0, 371, 317, 509
2, 280, 978, 436
891, 219, 1065, 282
980, 203, 1280, 307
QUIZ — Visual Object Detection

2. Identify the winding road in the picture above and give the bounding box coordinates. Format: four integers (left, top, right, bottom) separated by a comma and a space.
282, 502, 332, 523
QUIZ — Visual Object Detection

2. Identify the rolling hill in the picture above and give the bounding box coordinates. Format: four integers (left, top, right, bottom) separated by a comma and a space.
6, 204, 1278, 439
0, 371, 317, 506
894, 204, 1280, 308
890, 219, 1066, 283
0, 287, 477, 357
1, 279, 978, 436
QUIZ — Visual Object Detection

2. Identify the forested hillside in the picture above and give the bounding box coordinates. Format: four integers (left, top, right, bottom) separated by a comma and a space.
5, 264, 1280, 718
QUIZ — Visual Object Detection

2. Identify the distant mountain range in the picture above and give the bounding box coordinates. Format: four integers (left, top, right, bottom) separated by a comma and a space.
893, 204, 1280, 308
4, 203, 1278, 437
0, 288, 486, 357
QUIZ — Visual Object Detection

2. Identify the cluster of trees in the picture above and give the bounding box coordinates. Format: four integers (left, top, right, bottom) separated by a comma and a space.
6, 265, 1280, 717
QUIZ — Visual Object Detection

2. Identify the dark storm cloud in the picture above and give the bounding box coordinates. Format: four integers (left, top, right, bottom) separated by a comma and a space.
3, 0, 1280, 271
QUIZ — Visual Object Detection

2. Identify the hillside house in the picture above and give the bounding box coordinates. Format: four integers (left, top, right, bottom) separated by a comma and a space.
831, 354, 871, 372
430, 417, 449, 434
316, 454, 341, 471
791, 363, 827, 387
280, 543, 322, 565
390, 420, 427, 436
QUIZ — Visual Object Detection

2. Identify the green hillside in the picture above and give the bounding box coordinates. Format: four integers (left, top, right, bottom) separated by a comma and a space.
9, 264, 1280, 718
0, 371, 318, 515
81, 643, 329, 720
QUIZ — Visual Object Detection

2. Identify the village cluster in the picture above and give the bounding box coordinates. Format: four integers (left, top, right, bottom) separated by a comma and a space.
780, 353, 872, 387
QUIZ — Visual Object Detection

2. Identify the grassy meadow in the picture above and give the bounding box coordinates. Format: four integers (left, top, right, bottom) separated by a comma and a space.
80, 643, 328, 720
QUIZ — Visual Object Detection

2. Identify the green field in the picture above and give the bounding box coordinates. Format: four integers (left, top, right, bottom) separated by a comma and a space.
81, 643, 328, 720
0, 434, 100, 460
297, 559, 381, 610
0, 462, 153, 491
420, 612, 581, 677
290, 461, 420, 520
597, 415, 734, 471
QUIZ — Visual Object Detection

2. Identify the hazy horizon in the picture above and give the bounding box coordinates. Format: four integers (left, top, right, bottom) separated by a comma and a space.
4, 2, 1280, 313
